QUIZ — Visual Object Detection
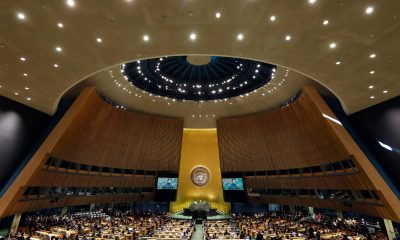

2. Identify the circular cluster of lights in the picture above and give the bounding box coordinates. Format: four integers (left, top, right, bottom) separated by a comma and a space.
107, 66, 291, 119
121, 56, 276, 101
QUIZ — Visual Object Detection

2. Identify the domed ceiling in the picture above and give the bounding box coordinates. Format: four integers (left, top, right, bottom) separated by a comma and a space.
0, 0, 399, 125
122, 56, 276, 101
69, 55, 320, 128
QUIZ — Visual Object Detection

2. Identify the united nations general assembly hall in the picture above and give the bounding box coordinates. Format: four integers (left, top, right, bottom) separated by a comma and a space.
0, 1, 400, 240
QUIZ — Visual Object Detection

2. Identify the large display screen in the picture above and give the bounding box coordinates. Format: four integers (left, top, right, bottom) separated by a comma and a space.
156, 177, 178, 190
222, 178, 244, 190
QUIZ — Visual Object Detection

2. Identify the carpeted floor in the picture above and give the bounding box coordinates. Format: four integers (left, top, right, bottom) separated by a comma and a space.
191, 224, 203, 240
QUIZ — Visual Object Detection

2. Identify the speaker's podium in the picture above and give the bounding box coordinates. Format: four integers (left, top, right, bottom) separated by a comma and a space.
183, 201, 217, 219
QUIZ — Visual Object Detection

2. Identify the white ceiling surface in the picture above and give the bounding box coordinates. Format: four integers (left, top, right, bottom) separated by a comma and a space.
0, 0, 399, 125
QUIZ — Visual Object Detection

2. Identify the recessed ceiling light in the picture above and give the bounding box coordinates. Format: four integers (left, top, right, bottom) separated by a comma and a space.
57, 22, 64, 28
285, 35, 291, 41
25, 87, 29, 90
308, 0, 316, 4
383, 90, 388, 94
370, 96, 375, 99
14, 92, 19, 95
270, 15, 276, 21
143, 35, 149, 41
189, 33, 196, 40
336, 61, 341, 65
66, 0, 75, 7
237, 33, 244, 40
96, 38, 102, 43
17, 12, 26, 20
323, 20, 329, 25
365, 6, 374, 15
215, 12, 221, 18
23, 73, 28, 76
27, 97, 31, 101
55, 46, 62, 52
54, 64, 59, 68
20, 57, 26, 62
368, 85, 374, 89
369, 53, 376, 58
329, 42, 337, 48
370, 70, 375, 74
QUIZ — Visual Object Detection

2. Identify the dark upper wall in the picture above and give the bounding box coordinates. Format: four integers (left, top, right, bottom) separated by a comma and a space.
349, 96, 400, 195
0, 96, 51, 191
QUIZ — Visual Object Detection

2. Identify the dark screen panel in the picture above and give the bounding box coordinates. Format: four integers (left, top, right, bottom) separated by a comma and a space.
156, 177, 178, 190
349, 96, 400, 194
154, 172, 178, 202
222, 173, 247, 202
0, 96, 51, 190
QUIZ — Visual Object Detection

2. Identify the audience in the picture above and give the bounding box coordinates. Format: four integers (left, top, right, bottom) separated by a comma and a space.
151, 219, 194, 239
14, 209, 164, 240
203, 220, 241, 239
233, 211, 387, 240
6, 209, 394, 240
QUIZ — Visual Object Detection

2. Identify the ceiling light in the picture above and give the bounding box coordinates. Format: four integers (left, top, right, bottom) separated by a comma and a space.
369, 53, 376, 58
55, 46, 62, 52
53, 64, 59, 68
370, 96, 375, 99
308, 0, 316, 4
285, 35, 291, 41
14, 92, 19, 95
66, 0, 75, 7
368, 85, 374, 89
57, 22, 64, 28
336, 61, 341, 65
365, 6, 374, 15
370, 70, 375, 74
143, 35, 149, 41
96, 38, 102, 43
190, 33, 196, 40
378, 141, 392, 151
270, 15, 276, 21
329, 42, 337, 48
25, 87, 29, 90
323, 20, 329, 25
237, 33, 244, 40
17, 12, 26, 20
383, 90, 388, 94
27, 97, 31, 101
23, 73, 28, 76
20, 57, 26, 62
215, 12, 221, 18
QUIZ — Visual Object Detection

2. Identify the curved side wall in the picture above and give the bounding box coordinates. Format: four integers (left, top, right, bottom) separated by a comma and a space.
0, 87, 183, 217
217, 85, 400, 221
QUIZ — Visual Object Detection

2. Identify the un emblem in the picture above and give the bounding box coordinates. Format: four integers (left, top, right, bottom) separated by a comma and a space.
191, 167, 210, 186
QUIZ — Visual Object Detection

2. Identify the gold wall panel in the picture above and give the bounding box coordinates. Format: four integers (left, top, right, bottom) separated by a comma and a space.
171, 129, 230, 213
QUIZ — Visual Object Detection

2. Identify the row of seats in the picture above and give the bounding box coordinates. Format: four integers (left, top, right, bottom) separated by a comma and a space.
203, 220, 242, 240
